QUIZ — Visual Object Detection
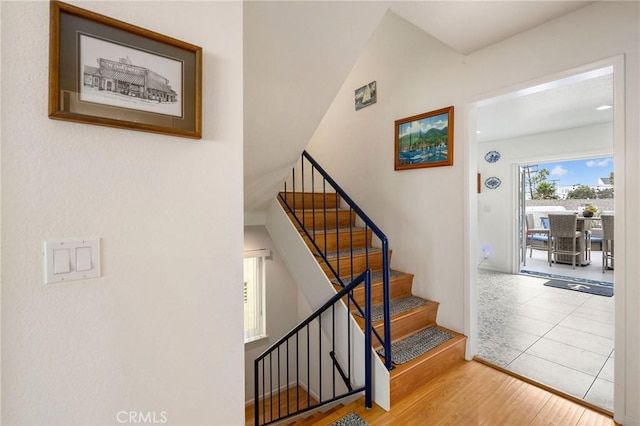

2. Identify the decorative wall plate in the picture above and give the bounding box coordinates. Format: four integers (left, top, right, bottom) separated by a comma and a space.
484, 150, 501, 163
484, 176, 501, 189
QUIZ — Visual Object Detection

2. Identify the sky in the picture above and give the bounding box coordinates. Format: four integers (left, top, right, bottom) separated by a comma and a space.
399, 113, 448, 138
525, 157, 613, 187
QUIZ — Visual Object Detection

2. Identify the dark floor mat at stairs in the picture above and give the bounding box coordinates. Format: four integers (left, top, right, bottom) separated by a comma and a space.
355, 295, 427, 322
331, 412, 368, 426
377, 327, 454, 365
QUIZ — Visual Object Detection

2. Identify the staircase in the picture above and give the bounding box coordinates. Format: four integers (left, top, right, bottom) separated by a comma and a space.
279, 189, 466, 407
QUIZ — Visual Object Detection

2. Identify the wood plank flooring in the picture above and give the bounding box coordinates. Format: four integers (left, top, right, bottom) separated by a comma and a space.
246, 360, 618, 425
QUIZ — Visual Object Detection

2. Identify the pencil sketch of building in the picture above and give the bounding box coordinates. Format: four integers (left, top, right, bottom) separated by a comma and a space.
83, 57, 177, 103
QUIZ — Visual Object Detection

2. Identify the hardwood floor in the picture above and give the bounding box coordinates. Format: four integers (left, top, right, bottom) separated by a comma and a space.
246, 360, 618, 425
246, 387, 316, 426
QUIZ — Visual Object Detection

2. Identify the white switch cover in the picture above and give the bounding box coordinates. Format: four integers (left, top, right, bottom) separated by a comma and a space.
53, 248, 71, 274
76, 247, 92, 271
45, 238, 101, 284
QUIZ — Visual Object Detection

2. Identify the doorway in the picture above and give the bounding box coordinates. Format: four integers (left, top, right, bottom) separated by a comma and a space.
519, 157, 614, 286
473, 64, 618, 412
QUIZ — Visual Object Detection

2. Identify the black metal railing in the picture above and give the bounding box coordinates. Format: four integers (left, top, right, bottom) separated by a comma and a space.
254, 270, 372, 426
278, 151, 392, 371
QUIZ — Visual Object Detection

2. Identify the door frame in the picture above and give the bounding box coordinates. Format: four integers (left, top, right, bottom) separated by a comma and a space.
464, 55, 626, 419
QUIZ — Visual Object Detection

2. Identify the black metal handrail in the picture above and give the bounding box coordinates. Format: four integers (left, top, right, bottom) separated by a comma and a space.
254, 270, 372, 426
278, 151, 392, 371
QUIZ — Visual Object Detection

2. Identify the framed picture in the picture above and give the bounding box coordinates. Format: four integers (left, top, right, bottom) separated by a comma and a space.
394, 106, 454, 170
49, 1, 202, 139
355, 81, 377, 110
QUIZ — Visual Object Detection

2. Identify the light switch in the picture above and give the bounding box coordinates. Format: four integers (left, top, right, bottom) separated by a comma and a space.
45, 238, 101, 284
53, 248, 71, 274
76, 247, 92, 271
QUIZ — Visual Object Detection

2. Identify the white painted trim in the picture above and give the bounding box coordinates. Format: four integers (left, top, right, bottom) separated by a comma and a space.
244, 249, 271, 258
463, 101, 478, 360
609, 53, 626, 425
465, 55, 627, 420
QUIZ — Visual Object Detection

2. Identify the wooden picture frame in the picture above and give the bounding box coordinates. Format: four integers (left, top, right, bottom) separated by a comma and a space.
49, 1, 202, 139
394, 106, 454, 170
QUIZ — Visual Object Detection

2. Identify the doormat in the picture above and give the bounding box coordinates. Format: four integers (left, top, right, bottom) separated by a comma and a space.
543, 279, 613, 297
520, 269, 613, 287
331, 412, 368, 426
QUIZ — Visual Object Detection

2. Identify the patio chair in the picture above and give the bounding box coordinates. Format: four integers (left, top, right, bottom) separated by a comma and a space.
526, 213, 549, 261
601, 214, 614, 272
548, 214, 582, 269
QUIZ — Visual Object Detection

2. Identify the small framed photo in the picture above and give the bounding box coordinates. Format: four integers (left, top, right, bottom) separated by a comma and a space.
49, 1, 202, 139
355, 81, 376, 110
394, 106, 454, 170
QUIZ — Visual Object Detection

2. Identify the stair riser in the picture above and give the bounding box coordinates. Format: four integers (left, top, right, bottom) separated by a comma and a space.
320, 252, 385, 277
389, 335, 467, 407
346, 274, 414, 306
279, 191, 340, 210
302, 229, 372, 253
288, 210, 354, 230
370, 304, 439, 344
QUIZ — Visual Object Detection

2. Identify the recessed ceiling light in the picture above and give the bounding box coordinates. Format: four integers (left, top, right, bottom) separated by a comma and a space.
476, 130, 482, 134
596, 105, 613, 111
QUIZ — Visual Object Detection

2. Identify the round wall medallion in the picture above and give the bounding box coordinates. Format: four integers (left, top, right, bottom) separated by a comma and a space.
484, 150, 501, 163
484, 176, 501, 189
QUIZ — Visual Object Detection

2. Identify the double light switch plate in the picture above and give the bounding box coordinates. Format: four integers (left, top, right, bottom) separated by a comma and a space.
44, 238, 101, 284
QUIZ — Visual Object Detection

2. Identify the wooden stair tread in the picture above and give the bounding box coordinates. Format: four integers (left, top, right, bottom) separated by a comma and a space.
302, 399, 363, 425
388, 326, 466, 378
386, 326, 467, 406
323, 247, 383, 258
367, 299, 438, 326
332, 269, 411, 284
305, 226, 367, 233
278, 191, 340, 210
288, 403, 344, 425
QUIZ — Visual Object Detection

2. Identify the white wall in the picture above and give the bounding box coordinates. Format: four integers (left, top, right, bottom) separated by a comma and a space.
307, 10, 467, 332
243, 1, 389, 214
1, 2, 244, 425
478, 123, 613, 272
307, 2, 639, 424
243, 226, 299, 402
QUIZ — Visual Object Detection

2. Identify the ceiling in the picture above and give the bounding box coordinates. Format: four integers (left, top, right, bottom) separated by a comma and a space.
243, 1, 603, 215
389, 1, 595, 55
390, 1, 610, 143
476, 67, 614, 143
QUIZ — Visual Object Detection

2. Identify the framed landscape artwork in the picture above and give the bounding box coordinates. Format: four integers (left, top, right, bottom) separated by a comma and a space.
394, 106, 454, 170
49, 1, 202, 139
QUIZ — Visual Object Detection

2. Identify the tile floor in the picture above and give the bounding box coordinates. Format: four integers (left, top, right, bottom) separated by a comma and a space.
521, 245, 614, 284
477, 250, 614, 411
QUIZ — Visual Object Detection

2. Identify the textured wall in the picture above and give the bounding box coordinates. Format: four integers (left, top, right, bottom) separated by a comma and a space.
1, 1, 244, 425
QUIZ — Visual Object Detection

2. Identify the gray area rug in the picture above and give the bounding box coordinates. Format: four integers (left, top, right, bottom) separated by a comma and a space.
377, 327, 454, 365
355, 295, 427, 322
331, 412, 369, 426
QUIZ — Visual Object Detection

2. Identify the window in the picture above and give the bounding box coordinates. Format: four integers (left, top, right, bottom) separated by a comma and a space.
244, 249, 269, 343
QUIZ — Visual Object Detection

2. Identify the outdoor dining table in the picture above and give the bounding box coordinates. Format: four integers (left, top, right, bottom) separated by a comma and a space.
542, 215, 601, 266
